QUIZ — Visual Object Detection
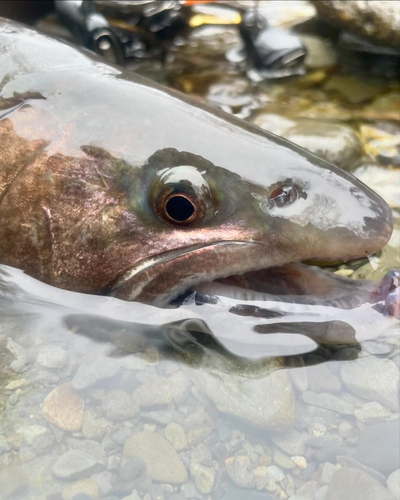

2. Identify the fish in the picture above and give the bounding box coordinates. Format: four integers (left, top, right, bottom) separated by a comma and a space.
0, 18, 396, 314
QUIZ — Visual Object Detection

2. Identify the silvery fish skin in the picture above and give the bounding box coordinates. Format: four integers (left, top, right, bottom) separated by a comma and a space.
0, 19, 393, 306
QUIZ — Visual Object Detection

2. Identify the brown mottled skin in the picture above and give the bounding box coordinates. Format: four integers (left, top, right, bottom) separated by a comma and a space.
0, 19, 394, 306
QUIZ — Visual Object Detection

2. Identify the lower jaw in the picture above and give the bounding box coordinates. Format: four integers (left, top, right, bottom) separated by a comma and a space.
189, 263, 399, 318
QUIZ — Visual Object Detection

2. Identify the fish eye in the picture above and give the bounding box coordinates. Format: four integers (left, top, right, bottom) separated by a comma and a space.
164, 192, 196, 224
269, 184, 299, 207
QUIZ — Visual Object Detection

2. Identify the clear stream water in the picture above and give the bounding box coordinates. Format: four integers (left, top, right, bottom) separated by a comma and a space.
1, 2, 399, 500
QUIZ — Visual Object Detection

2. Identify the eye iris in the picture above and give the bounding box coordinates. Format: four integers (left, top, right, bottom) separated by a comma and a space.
165, 195, 195, 222
270, 185, 298, 207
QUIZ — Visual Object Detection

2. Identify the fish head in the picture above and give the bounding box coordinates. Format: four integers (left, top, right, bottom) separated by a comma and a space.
110, 133, 393, 305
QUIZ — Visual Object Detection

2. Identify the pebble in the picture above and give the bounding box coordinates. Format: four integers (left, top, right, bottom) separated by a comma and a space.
101, 390, 139, 421
191, 443, 213, 467
53, 449, 104, 480
341, 357, 400, 411
169, 370, 192, 404
0, 465, 29, 499
184, 359, 296, 430
72, 357, 120, 391
37, 345, 68, 369
273, 447, 296, 470
112, 427, 131, 445
123, 431, 188, 484
5, 378, 29, 390
119, 456, 146, 481
190, 461, 215, 494
299, 35, 337, 69
90, 471, 115, 496
283, 121, 362, 169
187, 426, 212, 446
62, 479, 99, 500
133, 374, 173, 407
271, 428, 308, 456
31, 433, 55, 454
307, 423, 327, 438
252, 113, 296, 136
291, 456, 307, 469
387, 469, 400, 499
164, 423, 187, 451
336, 456, 386, 485
301, 391, 354, 415
225, 455, 255, 489
320, 462, 342, 484
306, 365, 341, 394
42, 383, 84, 431
326, 467, 395, 500
356, 420, 400, 475
354, 401, 393, 423
82, 411, 111, 440
16, 424, 48, 445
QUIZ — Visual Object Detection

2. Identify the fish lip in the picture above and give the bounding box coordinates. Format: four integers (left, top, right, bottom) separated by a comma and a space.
112, 240, 256, 298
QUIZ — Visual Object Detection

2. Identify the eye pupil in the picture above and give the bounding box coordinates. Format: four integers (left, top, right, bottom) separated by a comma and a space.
165, 195, 195, 222
270, 185, 298, 207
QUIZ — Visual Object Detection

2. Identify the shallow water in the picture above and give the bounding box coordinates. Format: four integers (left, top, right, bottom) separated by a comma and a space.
1, 2, 400, 500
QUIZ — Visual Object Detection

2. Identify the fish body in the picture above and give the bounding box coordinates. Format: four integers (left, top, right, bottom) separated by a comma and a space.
0, 19, 393, 305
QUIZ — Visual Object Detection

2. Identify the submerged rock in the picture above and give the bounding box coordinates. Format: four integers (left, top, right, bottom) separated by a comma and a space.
42, 383, 84, 431
183, 358, 296, 430
341, 356, 399, 411
123, 431, 188, 484
326, 467, 395, 500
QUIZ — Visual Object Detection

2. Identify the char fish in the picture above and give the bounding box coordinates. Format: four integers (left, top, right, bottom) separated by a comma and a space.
0, 18, 395, 313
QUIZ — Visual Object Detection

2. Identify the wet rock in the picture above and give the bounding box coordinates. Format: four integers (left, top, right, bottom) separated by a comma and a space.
112, 427, 131, 445
37, 345, 68, 369
67, 438, 107, 466
301, 391, 354, 415
72, 357, 120, 391
341, 357, 399, 411
387, 469, 400, 499
354, 401, 393, 423
133, 374, 173, 407
252, 113, 296, 136
307, 433, 343, 449
271, 428, 308, 456
53, 449, 104, 480
225, 455, 255, 489
90, 471, 115, 496
82, 411, 111, 440
123, 431, 188, 484
185, 359, 296, 430
299, 35, 337, 69
16, 424, 48, 445
169, 370, 192, 404
187, 426, 212, 446
320, 462, 342, 484
119, 456, 146, 481
323, 75, 387, 104
0, 465, 29, 499
164, 422, 187, 451
32, 433, 55, 454
4, 378, 29, 391
356, 420, 400, 475
42, 383, 84, 431
336, 456, 386, 485
62, 479, 99, 500
283, 121, 362, 169
272, 447, 296, 469
307, 364, 342, 394
326, 467, 395, 500
101, 390, 139, 421
190, 461, 215, 494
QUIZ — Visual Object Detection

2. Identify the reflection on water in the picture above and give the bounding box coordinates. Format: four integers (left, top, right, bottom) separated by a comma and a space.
0, 264, 399, 500
1, 1, 400, 499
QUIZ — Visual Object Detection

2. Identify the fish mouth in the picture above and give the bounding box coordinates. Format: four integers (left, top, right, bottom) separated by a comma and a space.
112, 241, 398, 318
